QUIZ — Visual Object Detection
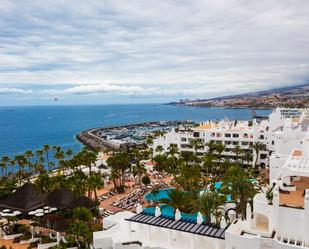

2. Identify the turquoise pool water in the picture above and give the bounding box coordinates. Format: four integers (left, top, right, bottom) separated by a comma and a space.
143, 205, 201, 222
144, 188, 173, 201
144, 183, 229, 222
144, 182, 228, 202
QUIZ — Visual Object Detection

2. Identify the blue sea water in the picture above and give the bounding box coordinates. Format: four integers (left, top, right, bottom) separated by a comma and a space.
0, 104, 271, 158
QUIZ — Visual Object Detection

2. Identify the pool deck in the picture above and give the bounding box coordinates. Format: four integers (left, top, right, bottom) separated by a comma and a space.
97, 175, 173, 213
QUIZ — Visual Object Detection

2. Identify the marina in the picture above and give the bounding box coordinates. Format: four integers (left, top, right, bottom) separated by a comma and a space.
76, 120, 194, 151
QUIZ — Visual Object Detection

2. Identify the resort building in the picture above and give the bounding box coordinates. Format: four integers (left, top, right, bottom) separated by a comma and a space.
225, 132, 309, 249
268, 108, 309, 180
153, 108, 308, 169
153, 118, 270, 168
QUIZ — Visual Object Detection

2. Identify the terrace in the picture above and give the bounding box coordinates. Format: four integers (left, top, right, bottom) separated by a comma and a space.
279, 177, 309, 208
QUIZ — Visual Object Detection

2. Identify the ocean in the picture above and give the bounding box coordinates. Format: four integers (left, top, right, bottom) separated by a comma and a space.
0, 104, 271, 158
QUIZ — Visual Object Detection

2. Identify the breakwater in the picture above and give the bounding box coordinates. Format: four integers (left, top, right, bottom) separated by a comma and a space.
76, 120, 193, 151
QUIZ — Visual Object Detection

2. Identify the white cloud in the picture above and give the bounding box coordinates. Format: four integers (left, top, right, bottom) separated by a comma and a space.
0, 88, 32, 95
0, 0, 309, 102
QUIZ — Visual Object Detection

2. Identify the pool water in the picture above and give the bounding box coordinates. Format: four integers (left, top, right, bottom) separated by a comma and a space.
144, 183, 230, 202
143, 184, 229, 222
143, 205, 200, 222
144, 188, 173, 201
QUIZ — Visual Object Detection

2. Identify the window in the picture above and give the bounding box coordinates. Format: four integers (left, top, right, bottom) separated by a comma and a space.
225, 133, 231, 138
181, 138, 187, 142
241, 142, 249, 146
211, 132, 215, 137
193, 132, 200, 138
260, 135, 264, 140
232, 141, 239, 145
232, 134, 239, 138
225, 141, 231, 145
260, 154, 267, 159
272, 141, 275, 145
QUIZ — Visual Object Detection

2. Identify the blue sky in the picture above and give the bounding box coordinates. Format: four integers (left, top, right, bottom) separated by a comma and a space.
0, 0, 309, 105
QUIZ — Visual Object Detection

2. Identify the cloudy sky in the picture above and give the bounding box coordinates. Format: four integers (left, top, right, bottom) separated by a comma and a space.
0, 0, 309, 105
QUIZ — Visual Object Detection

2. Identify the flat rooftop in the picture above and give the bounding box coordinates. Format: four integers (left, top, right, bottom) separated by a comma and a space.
126, 212, 227, 240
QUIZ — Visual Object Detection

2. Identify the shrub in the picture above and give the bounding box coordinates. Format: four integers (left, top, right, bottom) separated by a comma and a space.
142, 175, 151, 185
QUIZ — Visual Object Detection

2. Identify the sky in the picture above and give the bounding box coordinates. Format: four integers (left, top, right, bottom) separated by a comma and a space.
0, 0, 309, 105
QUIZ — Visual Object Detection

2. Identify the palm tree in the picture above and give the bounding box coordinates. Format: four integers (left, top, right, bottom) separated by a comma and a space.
0, 161, 5, 178
87, 173, 104, 201
174, 163, 202, 191
232, 145, 242, 164
55, 149, 65, 170
192, 191, 225, 224
155, 145, 164, 154
106, 152, 130, 192
43, 145, 50, 171
66, 149, 73, 160
130, 149, 146, 186
67, 220, 92, 249
35, 173, 54, 193
35, 150, 45, 172
24, 150, 34, 175
14, 154, 27, 183
73, 207, 93, 223
67, 171, 88, 197
153, 154, 168, 172
9, 159, 15, 177
167, 144, 179, 158
221, 165, 257, 220
214, 142, 226, 166
160, 189, 192, 213
0, 156, 10, 178
189, 138, 204, 155
202, 153, 216, 186
250, 142, 266, 168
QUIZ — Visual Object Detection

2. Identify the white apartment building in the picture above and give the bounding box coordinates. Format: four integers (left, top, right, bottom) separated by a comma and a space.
226, 132, 309, 249
153, 118, 270, 168
268, 108, 309, 179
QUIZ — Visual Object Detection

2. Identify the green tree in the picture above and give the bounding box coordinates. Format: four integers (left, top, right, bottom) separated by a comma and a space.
250, 142, 266, 168
73, 207, 93, 223
155, 145, 164, 154
142, 175, 151, 185
189, 138, 204, 155
106, 152, 130, 192
221, 165, 257, 220
87, 173, 104, 201
192, 191, 225, 225
1, 156, 10, 178
43, 145, 50, 171
160, 189, 192, 213
67, 220, 92, 249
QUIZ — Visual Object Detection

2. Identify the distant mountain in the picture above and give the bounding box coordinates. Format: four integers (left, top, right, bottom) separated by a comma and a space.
168, 83, 309, 109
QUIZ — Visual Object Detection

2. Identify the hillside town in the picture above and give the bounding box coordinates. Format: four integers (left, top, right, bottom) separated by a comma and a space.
170, 84, 309, 109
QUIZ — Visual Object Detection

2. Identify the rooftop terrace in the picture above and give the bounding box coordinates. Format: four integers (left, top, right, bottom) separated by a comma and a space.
279, 177, 309, 208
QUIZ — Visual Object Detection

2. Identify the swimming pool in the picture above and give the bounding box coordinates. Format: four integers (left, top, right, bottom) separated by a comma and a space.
144, 182, 229, 202
143, 205, 201, 222
143, 183, 230, 222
